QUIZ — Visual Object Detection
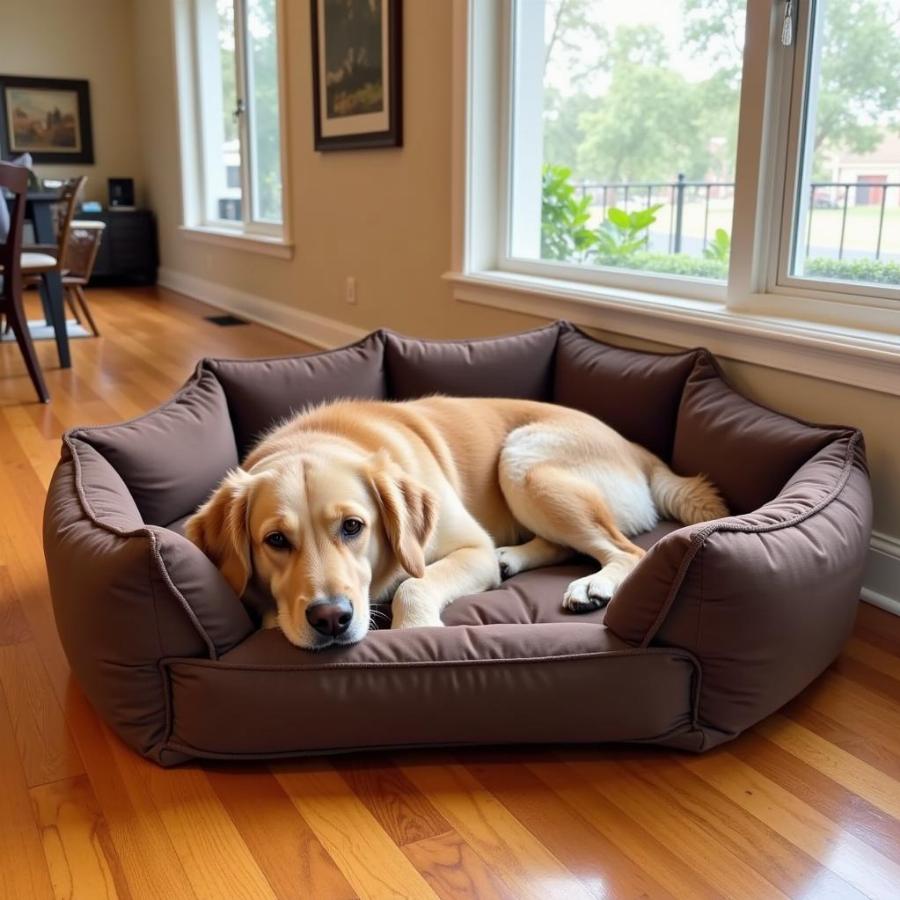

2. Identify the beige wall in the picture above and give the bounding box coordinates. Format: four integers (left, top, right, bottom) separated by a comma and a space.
1, 0, 144, 204
131, 0, 899, 543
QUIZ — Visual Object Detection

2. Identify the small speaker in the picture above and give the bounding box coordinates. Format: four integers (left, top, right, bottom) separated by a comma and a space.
108, 178, 135, 209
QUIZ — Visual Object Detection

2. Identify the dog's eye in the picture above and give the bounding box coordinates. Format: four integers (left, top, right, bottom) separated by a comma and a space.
264, 531, 291, 550
340, 518, 364, 539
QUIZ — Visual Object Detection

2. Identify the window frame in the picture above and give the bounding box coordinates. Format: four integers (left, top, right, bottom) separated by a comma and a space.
448, 0, 900, 397
498, 0, 732, 303
172, 0, 291, 249
770, 0, 900, 305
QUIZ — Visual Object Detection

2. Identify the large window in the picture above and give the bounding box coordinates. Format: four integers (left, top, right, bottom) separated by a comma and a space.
178, 0, 285, 238
783, 0, 900, 292
509, 0, 746, 285
469, 0, 900, 306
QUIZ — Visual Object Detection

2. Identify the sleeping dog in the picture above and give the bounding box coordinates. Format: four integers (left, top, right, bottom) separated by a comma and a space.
186, 397, 727, 649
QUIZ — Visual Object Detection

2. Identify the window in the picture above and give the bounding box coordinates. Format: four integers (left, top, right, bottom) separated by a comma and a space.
781, 0, 900, 292
457, 0, 900, 314
508, 0, 746, 286
176, 0, 285, 239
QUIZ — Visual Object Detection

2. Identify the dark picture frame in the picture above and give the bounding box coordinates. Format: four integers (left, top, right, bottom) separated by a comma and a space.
0, 75, 94, 164
310, 0, 402, 151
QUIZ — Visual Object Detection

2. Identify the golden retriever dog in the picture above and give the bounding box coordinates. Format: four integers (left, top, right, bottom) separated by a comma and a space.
186, 397, 727, 649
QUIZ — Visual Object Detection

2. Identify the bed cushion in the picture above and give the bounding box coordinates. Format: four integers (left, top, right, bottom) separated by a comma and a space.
384, 324, 561, 400
553, 327, 698, 460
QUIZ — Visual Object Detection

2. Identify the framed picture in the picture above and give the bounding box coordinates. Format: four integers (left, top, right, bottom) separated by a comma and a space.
311, 0, 402, 151
0, 75, 94, 164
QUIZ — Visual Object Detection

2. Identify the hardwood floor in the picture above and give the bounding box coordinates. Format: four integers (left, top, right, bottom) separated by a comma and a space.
2, 285, 899, 899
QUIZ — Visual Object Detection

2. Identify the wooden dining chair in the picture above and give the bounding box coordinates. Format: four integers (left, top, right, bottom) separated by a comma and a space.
61, 220, 106, 336
0, 162, 50, 402
22, 175, 87, 314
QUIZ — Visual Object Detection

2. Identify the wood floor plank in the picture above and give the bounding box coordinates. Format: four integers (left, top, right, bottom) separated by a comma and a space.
399, 756, 597, 900
785, 700, 900, 788
0, 565, 32, 644
561, 754, 788, 899
402, 829, 518, 900
832, 652, 900, 702
855, 602, 900, 655
683, 748, 900, 900
528, 758, 720, 899
464, 752, 676, 900
274, 761, 439, 900
731, 727, 900, 868
66, 705, 196, 900
758, 714, 900, 825
844, 635, 900, 682
332, 755, 451, 847
642, 756, 863, 899
803, 670, 900, 758
0, 641, 83, 787
129, 759, 277, 900
207, 766, 357, 900
30, 774, 132, 900
0, 676, 55, 900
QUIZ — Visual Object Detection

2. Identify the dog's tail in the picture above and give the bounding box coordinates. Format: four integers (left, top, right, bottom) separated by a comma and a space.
634, 445, 729, 525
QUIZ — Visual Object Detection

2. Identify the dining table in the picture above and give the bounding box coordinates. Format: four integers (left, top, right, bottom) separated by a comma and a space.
3, 189, 70, 368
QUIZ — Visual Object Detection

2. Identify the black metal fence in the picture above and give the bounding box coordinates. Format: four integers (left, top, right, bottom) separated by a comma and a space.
576, 174, 899, 260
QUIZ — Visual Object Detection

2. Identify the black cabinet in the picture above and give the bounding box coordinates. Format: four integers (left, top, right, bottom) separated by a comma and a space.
74, 209, 158, 285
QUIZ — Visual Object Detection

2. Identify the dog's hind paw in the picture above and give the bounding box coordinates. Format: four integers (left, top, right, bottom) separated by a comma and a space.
562, 572, 618, 613
496, 546, 524, 580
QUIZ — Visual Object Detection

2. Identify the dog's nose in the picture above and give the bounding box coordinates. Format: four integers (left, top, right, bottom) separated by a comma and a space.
305, 596, 353, 637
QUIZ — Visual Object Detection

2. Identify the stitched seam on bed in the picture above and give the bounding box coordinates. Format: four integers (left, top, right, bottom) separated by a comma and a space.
696, 542, 705, 662
158, 661, 175, 749
639, 430, 861, 648
161, 644, 699, 673
63, 433, 218, 658
383, 322, 561, 350
202, 328, 387, 366
162, 727, 696, 761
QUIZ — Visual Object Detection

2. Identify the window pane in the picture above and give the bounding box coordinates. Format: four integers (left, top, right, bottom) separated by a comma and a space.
790, 0, 900, 289
245, 0, 282, 224
509, 0, 746, 283
214, 0, 242, 222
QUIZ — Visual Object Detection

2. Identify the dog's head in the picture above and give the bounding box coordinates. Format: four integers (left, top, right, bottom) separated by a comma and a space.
185, 449, 437, 649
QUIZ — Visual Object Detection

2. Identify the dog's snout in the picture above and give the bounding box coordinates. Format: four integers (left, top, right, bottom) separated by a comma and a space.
305, 596, 353, 637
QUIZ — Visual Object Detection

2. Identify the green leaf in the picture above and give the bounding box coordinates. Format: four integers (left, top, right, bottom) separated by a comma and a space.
606, 207, 631, 229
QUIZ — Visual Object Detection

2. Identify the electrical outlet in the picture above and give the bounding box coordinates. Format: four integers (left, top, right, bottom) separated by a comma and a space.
345, 276, 357, 304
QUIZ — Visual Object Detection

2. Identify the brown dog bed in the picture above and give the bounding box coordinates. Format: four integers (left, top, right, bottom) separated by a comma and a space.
43, 322, 872, 765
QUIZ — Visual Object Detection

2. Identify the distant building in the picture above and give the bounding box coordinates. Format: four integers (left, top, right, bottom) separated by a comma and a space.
826, 134, 900, 206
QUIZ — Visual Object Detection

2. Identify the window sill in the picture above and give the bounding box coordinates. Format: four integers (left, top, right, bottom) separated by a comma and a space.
446, 269, 900, 397
179, 225, 293, 260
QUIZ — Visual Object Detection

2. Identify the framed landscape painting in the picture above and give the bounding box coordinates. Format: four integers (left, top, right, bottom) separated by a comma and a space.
0, 75, 94, 164
311, 0, 402, 150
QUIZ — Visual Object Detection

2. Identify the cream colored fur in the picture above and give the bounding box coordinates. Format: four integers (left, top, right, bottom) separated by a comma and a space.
185, 397, 728, 649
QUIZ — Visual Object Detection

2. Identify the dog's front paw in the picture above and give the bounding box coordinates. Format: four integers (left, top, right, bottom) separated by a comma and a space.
391, 581, 444, 629
562, 572, 619, 613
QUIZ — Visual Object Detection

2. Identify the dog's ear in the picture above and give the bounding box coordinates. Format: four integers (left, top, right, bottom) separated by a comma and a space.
185, 469, 253, 596
369, 457, 438, 578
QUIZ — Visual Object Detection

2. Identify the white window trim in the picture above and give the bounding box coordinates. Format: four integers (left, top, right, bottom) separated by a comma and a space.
171, 0, 293, 254
178, 224, 294, 258
448, 0, 900, 397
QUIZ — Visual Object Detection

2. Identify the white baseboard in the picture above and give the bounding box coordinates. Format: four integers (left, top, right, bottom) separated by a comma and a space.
157, 267, 367, 350
863, 531, 900, 616
159, 265, 900, 615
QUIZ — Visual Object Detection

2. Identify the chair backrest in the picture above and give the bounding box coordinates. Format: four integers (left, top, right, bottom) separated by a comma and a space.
49, 176, 87, 266
0, 162, 28, 305
63, 220, 106, 280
